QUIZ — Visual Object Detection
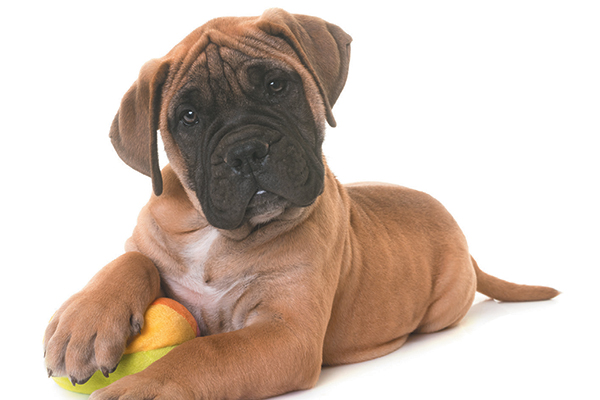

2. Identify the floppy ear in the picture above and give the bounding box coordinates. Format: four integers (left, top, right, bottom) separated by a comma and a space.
109, 59, 170, 196
256, 9, 352, 127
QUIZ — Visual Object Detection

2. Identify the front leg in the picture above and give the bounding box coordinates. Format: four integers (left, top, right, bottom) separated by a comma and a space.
44, 252, 161, 384
90, 303, 325, 399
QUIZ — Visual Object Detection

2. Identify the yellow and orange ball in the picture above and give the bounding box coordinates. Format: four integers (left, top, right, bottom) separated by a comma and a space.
52, 298, 199, 395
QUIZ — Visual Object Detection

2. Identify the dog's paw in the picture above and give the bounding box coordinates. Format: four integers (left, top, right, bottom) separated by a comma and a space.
89, 372, 192, 400
43, 292, 145, 385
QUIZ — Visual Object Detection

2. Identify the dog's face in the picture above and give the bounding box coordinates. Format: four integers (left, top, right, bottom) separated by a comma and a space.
109, 9, 351, 231
167, 48, 324, 230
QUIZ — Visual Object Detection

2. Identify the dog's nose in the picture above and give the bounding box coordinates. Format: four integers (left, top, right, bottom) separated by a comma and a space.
225, 139, 270, 171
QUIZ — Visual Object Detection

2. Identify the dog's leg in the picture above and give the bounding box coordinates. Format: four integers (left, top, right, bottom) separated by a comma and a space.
89, 296, 327, 399
44, 252, 161, 385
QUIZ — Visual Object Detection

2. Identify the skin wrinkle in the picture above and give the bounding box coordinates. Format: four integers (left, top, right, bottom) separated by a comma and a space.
220, 49, 246, 99
206, 44, 230, 105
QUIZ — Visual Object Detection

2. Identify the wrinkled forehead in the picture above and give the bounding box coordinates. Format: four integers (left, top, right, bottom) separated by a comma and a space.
171, 45, 297, 107
168, 26, 297, 91
160, 26, 326, 126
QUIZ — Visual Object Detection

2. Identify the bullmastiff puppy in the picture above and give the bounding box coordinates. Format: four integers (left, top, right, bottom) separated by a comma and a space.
43, 9, 559, 400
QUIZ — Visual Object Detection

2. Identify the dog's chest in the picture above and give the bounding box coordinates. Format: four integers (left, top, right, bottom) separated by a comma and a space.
160, 228, 242, 336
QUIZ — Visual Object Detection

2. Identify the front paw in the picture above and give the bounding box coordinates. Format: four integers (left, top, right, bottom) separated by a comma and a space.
43, 293, 145, 385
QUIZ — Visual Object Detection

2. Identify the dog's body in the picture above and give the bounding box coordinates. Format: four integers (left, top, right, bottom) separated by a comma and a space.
129, 164, 476, 366
44, 9, 558, 400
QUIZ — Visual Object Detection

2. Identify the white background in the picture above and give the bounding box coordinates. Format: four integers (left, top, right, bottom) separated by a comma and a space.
1, 0, 598, 398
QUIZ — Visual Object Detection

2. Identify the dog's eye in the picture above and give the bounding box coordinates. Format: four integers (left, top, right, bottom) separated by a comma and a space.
181, 110, 199, 126
267, 79, 286, 94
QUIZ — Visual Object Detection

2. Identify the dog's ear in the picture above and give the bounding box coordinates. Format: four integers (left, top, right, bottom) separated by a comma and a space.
257, 9, 352, 127
109, 59, 170, 196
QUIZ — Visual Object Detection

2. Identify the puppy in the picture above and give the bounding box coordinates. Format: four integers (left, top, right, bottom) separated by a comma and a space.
44, 9, 559, 399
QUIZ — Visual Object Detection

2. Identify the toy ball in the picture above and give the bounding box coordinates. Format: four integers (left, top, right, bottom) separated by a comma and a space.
52, 297, 199, 394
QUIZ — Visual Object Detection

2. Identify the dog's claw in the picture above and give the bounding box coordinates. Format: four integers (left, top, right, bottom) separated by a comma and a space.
130, 314, 143, 336
47, 368, 53, 378
101, 362, 119, 378
70, 375, 92, 386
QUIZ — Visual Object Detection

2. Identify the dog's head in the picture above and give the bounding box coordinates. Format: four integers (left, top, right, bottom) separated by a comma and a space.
110, 9, 351, 230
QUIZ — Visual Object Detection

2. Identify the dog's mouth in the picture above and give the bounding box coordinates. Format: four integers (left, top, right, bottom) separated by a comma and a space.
245, 189, 292, 225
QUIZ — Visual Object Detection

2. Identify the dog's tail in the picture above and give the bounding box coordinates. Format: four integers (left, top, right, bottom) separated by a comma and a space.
472, 256, 559, 302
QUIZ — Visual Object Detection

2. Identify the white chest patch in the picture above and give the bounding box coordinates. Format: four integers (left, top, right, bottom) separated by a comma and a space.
159, 227, 236, 335
179, 226, 220, 269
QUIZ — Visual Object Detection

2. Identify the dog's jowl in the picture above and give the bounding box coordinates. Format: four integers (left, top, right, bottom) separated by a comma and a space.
43, 9, 559, 400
